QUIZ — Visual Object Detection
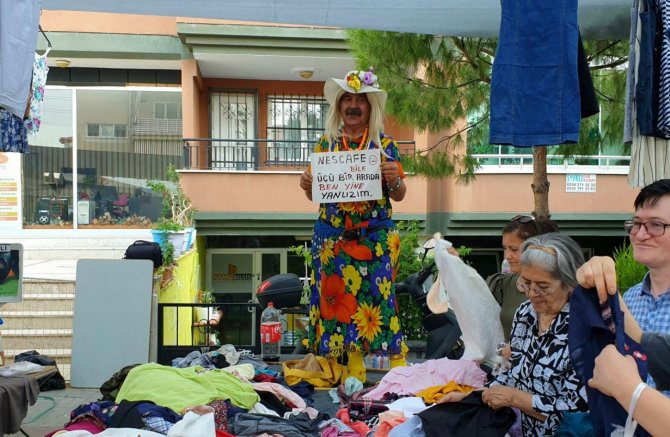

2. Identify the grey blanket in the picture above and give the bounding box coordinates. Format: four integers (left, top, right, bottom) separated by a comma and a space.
0, 375, 40, 434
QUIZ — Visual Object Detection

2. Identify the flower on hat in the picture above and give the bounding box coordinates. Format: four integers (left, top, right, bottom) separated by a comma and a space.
346, 72, 362, 92
360, 67, 378, 87
346, 67, 379, 92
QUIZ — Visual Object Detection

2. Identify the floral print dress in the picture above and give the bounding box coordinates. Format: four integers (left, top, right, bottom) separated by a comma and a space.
308, 133, 406, 360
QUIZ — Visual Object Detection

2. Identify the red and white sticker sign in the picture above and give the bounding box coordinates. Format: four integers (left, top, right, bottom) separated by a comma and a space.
311, 149, 382, 203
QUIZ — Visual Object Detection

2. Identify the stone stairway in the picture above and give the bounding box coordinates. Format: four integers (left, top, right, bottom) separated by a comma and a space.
1, 231, 153, 382
2, 279, 75, 381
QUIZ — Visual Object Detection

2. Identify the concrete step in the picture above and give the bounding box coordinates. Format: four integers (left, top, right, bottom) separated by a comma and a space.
3, 295, 74, 312
21, 280, 76, 295
3, 313, 73, 329
3, 329, 73, 350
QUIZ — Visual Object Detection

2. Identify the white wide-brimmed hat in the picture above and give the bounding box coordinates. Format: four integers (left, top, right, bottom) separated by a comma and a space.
324, 68, 387, 109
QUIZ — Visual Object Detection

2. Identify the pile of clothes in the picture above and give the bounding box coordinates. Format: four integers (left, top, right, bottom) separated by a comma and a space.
45, 348, 517, 437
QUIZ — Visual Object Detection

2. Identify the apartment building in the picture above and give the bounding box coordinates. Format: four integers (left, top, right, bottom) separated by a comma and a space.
5, 10, 638, 301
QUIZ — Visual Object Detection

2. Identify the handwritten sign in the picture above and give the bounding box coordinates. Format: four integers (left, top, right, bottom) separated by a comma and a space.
311, 149, 382, 203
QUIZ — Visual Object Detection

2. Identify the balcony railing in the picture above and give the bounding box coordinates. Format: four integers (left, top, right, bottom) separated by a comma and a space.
182, 138, 418, 170
472, 153, 631, 174
182, 139, 630, 175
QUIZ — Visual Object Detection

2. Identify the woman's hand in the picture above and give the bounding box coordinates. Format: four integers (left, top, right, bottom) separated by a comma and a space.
437, 390, 469, 404
299, 170, 313, 200
482, 386, 518, 410
499, 344, 512, 360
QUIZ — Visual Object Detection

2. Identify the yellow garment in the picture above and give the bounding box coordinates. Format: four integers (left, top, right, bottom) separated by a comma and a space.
283, 353, 344, 388
343, 350, 366, 384
390, 342, 409, 368
416, 381, 475, 404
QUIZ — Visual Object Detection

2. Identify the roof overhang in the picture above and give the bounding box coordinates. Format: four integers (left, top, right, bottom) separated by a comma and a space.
177, 23, 354, 80
43, 0, 630, 40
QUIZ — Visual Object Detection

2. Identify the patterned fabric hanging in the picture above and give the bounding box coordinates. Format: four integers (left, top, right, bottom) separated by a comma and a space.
24, 49, 50, 134
0, 109, 29, 153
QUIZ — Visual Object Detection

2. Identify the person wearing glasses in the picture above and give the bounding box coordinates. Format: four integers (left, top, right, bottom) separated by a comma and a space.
577, 178, 670, 396
441, 233, 588, 435
487, 215, 559, 341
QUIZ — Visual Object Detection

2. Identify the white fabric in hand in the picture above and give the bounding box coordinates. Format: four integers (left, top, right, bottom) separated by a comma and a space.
434, 237, 504, 365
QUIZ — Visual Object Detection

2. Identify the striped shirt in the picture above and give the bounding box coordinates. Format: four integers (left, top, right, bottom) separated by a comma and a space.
623, 272, 670, 396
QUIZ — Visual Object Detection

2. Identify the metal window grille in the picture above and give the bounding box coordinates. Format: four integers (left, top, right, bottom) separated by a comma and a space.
211, 91, 257, 170
266, 94, 328, 165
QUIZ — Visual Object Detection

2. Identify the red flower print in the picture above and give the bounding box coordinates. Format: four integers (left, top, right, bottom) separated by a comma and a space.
320, 273, 357, 323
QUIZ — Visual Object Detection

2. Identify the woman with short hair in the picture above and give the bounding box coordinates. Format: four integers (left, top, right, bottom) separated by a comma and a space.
440, 232, 588, 435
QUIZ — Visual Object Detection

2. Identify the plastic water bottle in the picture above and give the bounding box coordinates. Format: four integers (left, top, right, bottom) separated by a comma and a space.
501, 259, 511, 273
260, 302, 281, 362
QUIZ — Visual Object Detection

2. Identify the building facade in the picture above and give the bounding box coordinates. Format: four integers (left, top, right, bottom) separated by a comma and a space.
5, 10, 638, 298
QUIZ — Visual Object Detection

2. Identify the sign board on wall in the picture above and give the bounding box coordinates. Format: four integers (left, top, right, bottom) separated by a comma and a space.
566, 174, 596, 193
310, 149, 383, 203
0, 243, 22, 303
0, 152, 22, 229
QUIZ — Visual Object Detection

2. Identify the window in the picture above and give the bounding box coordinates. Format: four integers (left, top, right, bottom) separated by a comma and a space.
210, 91, 257, 170
86, 123, 127, 138
266, 94, 328, 164
154, 102, 181, 120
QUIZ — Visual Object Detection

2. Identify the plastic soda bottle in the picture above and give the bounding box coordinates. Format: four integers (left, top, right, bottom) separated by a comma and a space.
501, 259, 511, 273
260, 302, 282, 362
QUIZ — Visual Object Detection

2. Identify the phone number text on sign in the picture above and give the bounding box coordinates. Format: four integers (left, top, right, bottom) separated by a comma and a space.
310, 148, 383, 203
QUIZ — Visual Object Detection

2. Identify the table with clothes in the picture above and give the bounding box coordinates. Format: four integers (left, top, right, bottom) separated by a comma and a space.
0, 364, 58, 436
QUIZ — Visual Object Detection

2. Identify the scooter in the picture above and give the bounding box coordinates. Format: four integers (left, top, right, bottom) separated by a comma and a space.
395, 238, 464, 360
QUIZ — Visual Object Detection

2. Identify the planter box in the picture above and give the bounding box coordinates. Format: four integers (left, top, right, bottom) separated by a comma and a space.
151, 229, 186, 259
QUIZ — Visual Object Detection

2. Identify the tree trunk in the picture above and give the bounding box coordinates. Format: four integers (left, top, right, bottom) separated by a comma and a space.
531, 146, 551, 220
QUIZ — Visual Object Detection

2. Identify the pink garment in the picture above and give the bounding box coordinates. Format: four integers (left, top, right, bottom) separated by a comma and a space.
363, 358, 486, 400
252, 381, 306, 408
374, 410, 406, 437
321, 425, 339, 437
45, 421, 104, 437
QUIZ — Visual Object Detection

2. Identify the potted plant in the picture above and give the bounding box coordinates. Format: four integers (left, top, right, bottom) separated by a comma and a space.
147, 164, 195, 259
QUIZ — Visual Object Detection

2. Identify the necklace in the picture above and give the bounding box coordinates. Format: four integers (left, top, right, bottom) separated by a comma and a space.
340, 127, 369, 151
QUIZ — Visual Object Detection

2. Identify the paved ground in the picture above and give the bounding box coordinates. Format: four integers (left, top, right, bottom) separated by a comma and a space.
7, 387, 100, 437
22, 259, 78, 281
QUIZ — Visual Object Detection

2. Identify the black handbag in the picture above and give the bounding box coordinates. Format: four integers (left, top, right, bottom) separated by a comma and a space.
123, 240, 163, 268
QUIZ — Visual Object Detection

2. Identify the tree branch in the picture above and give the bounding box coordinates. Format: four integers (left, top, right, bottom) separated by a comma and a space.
417, 113, 490, 154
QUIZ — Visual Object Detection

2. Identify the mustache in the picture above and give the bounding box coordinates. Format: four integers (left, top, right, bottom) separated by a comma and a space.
345, 108, 363, 116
